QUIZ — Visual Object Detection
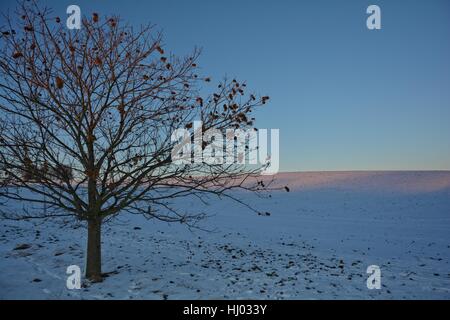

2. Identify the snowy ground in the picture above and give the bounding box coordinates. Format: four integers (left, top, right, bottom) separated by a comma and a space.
1, 171, 450, 299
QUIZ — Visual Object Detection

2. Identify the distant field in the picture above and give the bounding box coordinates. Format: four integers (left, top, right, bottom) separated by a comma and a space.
1, 171, 449, 299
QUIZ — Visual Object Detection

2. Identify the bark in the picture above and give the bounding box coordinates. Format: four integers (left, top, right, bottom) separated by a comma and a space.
85, 216, 102, 282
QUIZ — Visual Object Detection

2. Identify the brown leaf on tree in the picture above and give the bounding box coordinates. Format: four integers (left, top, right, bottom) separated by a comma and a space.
196, 97, 203, 107
55, 17, 61, 23
93, 13, 99, 23
94, 56, 102, 66
204, 77, 211, 82
55, 76, 64, 89
12, 51, 23, 59
185, 122, 193, 129
156, 45, 164, 54
160, 56, 167, 63
24, 25, 34, 32
236, 113, 248, 123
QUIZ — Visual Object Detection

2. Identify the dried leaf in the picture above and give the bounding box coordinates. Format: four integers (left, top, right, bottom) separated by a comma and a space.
55, 76, 64, 89
94, 56, 102, 66
12, 51, 23, 59
156, 45, 164, 54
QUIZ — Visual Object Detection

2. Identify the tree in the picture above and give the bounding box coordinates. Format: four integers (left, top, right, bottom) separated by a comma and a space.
0, 1, 272, 282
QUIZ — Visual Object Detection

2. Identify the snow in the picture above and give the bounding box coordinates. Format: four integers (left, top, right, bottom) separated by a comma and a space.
1, 171, 449, 299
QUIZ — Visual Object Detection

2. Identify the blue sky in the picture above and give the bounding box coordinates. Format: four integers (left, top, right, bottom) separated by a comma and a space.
2, 0, 450, 171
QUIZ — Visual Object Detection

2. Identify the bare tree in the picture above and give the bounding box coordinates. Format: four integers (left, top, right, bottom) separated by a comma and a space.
0, 1, 272, 282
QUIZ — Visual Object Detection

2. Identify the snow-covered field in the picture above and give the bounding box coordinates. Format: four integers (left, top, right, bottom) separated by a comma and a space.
1, 171, 450, 299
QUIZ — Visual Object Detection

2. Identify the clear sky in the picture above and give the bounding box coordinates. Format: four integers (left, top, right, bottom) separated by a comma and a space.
2, 0, 450, 171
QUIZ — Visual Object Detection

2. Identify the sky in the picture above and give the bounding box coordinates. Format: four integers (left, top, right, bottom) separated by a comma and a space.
1, 0, 450, 172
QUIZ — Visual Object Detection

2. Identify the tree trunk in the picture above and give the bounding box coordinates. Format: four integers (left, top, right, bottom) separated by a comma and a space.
86, 217, 102, 282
